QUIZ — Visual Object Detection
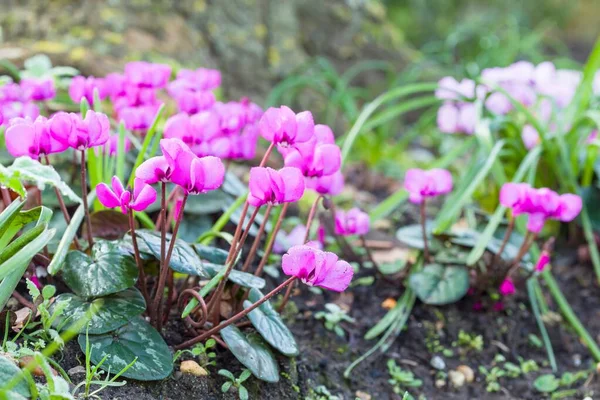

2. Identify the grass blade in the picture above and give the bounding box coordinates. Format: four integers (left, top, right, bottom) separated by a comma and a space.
527, 278, 557, 372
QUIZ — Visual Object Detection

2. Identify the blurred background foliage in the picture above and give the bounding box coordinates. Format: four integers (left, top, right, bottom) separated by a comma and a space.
1, 0, 598, 177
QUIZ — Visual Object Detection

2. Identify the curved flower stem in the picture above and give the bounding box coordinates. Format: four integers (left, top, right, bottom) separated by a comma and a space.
420, 200, 430, 262
259, 142, 275, 168
174, 276, 296, 350
490, 217, 515, 270
128, 209, 149, 305
240, 204, 273, 273
80, 150, 94, 249
152, 193, 188, 329
277, 196, 322, 313
155, 187, 179, 231
254, 203, 289, 277
507, 232, 537, 278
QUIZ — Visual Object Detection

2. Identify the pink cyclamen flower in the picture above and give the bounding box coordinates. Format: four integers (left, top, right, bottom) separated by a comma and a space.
247, 166, 305, 207
282, 245, 353, 292
49, 110, 110, 150
124, 61, 172, 89
20, 78, 56, 102
305, 170, 345, 196
5, 116, 68, 158
334, 208, 370, 236
104, 134, 132, 156
404, 168, 453, 204
160, 138, 225, 195
499, 278, 515, 296
96, 176, 157, 214
68, 76, 108, 105
259, 106, 314, 147
173, 90, 215, 114
436, 103, 476, 135
118, 104, 161, 131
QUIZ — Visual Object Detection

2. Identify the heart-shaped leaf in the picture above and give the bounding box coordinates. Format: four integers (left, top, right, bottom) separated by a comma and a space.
204, 264, 265, 289
52, 288, 146, 334
79, 317, 173, 381
194, 244, 229, 264
243, 288, 298, 356
0, 355, 30, 398
220, 325, 279, 383
61, 240, 138, 298
129, 230, 209, 278
409, 264, 469, 305
83, 210, 132, 240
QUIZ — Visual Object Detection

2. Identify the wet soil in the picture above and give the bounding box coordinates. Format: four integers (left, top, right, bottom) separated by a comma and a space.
52, 245, 600, 400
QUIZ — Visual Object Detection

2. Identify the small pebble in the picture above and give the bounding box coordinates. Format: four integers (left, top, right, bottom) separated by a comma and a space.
355, 391, 371, 400
430, 355, 446, 370
449, 370, 466, 388
573, 353, 582, 367
435, 379, 446, 388
456, 365, 474, 383
67, 366, 85, 378
180, 360, 208, 376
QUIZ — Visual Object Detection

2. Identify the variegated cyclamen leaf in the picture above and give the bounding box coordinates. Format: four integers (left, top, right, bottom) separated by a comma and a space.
408, 263, 469, 305
78, 317, 173, 381
0, 355, 30, 398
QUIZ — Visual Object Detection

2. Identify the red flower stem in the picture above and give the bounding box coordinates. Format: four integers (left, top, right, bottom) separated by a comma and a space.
490, 216, 515, 270
174, 276, 296, 350
152, 193, 188, 329
0, 188, 11, 208
302, 195, 322, 243
507, 232, 538, 278
225, 203, 249, 264
80, 150, 94, 250
254, 202, 289, 277
259, 142, 275, 168
155, 187, 179, 231
420, 200, 430, 262
240, 204, 273, 273
206, 206, 261, 322
128, 209, 149, 306
276, 196, 321, 313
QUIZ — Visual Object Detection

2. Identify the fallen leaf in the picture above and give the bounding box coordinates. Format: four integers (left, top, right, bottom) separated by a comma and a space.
12, 308, 31, 331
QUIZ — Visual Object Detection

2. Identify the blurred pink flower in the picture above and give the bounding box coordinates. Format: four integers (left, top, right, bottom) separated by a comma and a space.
69, 76, 108, 105
247, 166, 305, 207
305, 170, 345, 196
104, 134, 132, 156
521, 125, 540, 149
20, 78, 56, 102
499, 278, 515, 296
273, 224, 323, 254
124, 61, 171, 89
404, 168, 453, 204
49, 110, 110, 150
334, 208, 370, 236
535, 251, 551, 272
282, 245, 353, 292
96, 176, 157, 214
5, 116, 68, 158
118, 104, 161, 131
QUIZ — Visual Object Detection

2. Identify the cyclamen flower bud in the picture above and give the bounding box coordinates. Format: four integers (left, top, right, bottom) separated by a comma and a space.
282, 245, 353, 292
499, 278, 515, 297
404, 168, 453, 204
96, 176, 157, 214
247, 166, 305, 207
334, 208, 370, 236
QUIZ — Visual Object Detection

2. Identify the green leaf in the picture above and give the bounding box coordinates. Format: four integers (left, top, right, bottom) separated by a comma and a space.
23, 54, 52, 76
79, 317, 173, 381
0, 355, 30, 398
52, 288, 146, 334
61, 240, 138, 298
243, 288, 299, 356
533, 374, 560, 393
395, 223, 435, 250
194, 244, 229, 264
129, 230, 209, 278
581, 186, 600, 232
48, 191, 96, 275
204, 264, 266, 289
6, 157, 82, 204
0, 200, 25, 238
408, 264, 469, 305
220, 325, 279, 383
185, 190, 232, 215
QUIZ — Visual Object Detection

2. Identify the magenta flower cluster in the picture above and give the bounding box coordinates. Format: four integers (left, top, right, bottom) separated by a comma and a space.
0, 78, 55, 127
5, 110, 110, 158
164, 98, 262, 161
499, 183, 582, 233
167, 68, 220, 114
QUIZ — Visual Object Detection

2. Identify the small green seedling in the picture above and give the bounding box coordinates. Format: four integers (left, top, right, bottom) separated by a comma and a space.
387, 359, 423, 395
479, 366, 506, 392
219, 369, 251, 400
173, 338, 217, 369
24, 281, 68, 349
454, 330, 484, 353
307, 385, 342, 400
314, 303, 355, 337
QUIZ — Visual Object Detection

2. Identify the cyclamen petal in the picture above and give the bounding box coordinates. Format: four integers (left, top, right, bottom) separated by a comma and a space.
334, 208, 370, 236
130, 182, 157, 211
135, 156, 171, 184
279, 167, 305, 203
96, 183, 121, 209
404, 168, 453, 204
248, 167, 305, 207
557, 194, 582, 222
259, 106, 314, 146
